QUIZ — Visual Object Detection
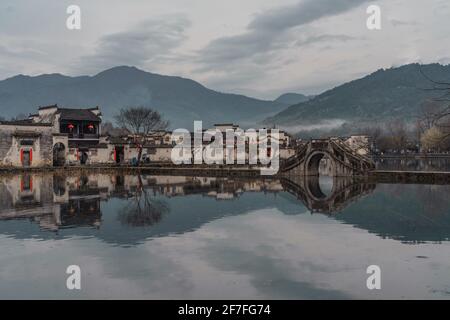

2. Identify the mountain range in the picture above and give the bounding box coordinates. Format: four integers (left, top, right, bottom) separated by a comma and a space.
1, 63, 449, 135
0, 66, 287, 129
264, 63, 450, 135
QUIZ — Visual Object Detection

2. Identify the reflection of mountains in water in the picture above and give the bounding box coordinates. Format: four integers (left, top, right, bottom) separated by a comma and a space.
0, 173, 449, 244
335, 183, 450, 243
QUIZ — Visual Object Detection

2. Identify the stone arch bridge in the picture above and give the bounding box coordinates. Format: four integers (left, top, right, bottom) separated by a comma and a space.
281, 138, 375, 177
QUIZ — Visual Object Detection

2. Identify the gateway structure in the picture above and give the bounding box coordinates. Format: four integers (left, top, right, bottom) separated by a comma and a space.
0, 105, 111, 167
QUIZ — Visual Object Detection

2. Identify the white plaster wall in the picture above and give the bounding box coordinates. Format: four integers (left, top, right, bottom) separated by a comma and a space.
0, 124, 53, 167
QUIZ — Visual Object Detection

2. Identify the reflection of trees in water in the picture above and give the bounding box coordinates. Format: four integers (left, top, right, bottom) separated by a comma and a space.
413, 185, 450, 218
379, 184, 450, 218
118, 175, 169, 227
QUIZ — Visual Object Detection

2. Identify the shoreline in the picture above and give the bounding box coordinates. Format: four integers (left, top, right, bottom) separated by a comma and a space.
373, 154, 450, 159
1, 165, 449, 184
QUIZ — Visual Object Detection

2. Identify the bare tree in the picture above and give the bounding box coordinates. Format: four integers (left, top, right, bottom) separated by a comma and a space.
362, 126, 382, 152
387, 119, 409, 152
102, 121, 129, 137
417, 100, 439, 135
114, 107, 169, 165
418, 67, 450, 148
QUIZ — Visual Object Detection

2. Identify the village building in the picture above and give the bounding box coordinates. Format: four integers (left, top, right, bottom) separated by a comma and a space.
1, 105, 296, 168
343, 135, 371, 156
209, 123, 296, 162
31, 104, 109, 165
0, 104, 115, 167
0, 120, 54, 167
108, 133, 174, 164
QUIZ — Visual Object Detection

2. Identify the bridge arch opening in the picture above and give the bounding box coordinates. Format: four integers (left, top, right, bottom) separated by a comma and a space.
306, 152, 334, 198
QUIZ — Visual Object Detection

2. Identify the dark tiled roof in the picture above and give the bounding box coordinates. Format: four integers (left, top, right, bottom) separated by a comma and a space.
69, 140, 100, 148
0, 119, 52, 126
144, 144, 173, 148
57, 108, 101, 121
108, 136, 128, 144
96, 143, 109, 149
0, 119, 33, 125
68, 142, 108, 149
12, 131, 42, 137
38, 104, 58, 110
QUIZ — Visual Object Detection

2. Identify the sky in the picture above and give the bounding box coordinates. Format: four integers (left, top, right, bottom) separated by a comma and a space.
0, 0, 449, 100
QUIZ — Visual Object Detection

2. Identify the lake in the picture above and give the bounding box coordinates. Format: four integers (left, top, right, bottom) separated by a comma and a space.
0, 172, 449, 299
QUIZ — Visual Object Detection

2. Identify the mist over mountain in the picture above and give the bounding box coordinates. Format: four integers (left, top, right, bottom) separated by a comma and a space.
264, 63, 450, 136
0, 66, 286, 129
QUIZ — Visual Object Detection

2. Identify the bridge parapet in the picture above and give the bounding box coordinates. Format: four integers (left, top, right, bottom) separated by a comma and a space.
281, 138, 375, 177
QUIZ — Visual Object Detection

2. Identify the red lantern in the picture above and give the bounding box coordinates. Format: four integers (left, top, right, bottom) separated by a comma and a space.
68, 124, 75, 130
88, 124, 94, 129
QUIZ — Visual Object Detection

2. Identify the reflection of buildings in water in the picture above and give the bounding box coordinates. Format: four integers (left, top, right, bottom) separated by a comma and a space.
0, 172, 376, 231
0, 174, 102, 231
139, 175, 284, 201
0, 174, 286, 231
2, 174, 449, 245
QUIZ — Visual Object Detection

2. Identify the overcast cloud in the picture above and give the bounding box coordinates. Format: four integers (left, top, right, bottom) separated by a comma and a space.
0, 0, 449, 99
75, 15, 191, 74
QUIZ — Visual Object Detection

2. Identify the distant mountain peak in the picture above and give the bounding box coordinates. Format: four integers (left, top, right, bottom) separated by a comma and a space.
264, 63, 450, 132
0, 65, 286, 128
94, 65, 148, 77
274, 92, 310, 105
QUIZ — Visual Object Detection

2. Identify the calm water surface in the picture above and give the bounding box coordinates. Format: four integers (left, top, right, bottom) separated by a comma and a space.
0, 173, 449, 299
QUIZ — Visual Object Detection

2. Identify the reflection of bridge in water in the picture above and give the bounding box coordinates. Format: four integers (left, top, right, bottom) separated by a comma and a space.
281, 176, 376, 214
0, 171, 376, 233
6, 172, 450, 244
279, 138, 377, 213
